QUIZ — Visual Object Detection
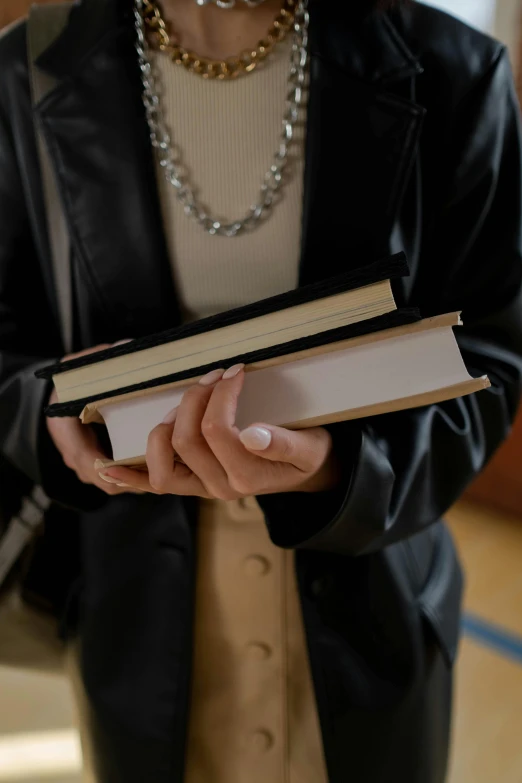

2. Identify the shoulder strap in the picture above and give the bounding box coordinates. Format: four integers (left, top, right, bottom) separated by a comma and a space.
27, 3, 74, 354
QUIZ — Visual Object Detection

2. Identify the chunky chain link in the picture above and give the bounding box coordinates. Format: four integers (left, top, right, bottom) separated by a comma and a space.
141, 0, 297, 80
134, 0, 309, 238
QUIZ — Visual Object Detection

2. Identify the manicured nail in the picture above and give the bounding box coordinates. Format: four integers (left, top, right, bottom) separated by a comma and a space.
239, 426, 272, 451
94, 459, 108, 471
199, 368, 225, 386
117, 483, 133, 488
223, 363, 245, 380
99, 473, 120, 485
162, 407, 178, 424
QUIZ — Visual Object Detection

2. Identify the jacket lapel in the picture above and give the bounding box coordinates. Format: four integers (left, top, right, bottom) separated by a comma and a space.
299, 4, 425, 285
34, 1, 179, 341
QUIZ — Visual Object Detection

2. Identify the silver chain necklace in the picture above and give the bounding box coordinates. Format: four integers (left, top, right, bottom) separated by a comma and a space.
195, 0, 267, 7
134, 0, 309, 238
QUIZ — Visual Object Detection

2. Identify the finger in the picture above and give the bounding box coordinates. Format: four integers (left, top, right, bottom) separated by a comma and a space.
201, 365, 249, 474
53, 418, 108, 482
101, 463, 210, 497
146, 416, 179, 493
64, 427, 131, 495
99, 467, 160, 493
76, 445, 129, 495
239, 424, 332, 473
96, 470, 146, 495
168, 372, 232, 498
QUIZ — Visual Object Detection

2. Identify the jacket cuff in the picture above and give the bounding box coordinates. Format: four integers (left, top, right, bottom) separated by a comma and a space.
257, 421, 385, 553
5, 360, 106, 511
37, 408, 108, 512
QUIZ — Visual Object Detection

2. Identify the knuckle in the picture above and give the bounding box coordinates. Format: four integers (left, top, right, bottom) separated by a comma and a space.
148, 425, 168, 447
171, 430, 192, 453
201, 418, 223, 440
149, 475, 170, 493
228, 474, 253, 496
183, 384, 202, 401
208, 484, 236, 501
279, 437, 294, 460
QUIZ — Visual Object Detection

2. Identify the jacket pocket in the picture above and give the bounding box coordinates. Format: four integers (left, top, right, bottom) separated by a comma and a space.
416, 524, 464, 667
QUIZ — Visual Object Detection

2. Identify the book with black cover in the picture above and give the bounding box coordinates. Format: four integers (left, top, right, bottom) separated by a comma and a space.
39, 252, 418, 417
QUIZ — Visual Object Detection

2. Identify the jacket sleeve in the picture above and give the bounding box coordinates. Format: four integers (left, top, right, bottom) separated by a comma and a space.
258, 47, 522, 555
0, 95, 101, 510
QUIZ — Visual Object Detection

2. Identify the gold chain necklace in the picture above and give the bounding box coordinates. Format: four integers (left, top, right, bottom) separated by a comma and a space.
141, 0, 297, 80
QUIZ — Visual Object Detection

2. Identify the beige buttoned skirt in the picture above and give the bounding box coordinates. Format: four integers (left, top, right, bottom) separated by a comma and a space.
68, 497, 328, 783
185, 497, 328, 783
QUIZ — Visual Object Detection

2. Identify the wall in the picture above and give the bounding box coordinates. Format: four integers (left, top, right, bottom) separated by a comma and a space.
423, 0, 497, 32
425, 0, 522, 69
0, 0, 57, 31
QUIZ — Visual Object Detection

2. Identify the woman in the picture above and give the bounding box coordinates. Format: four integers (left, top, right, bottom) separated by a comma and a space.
1, 0, 522, 780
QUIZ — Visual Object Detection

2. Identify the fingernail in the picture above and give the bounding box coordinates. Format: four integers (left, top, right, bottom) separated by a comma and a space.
162, 407, 178, 424
117, 483, 133, 488
94, 459, 107, 471
223, 363, 245, 380
239, 426, 272, 451
199, 368, 225, 386
113, 339, 133, 346
99, 473, 120, 485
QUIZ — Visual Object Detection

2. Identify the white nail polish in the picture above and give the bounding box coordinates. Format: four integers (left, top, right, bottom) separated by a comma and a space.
99, 473, 120, 485
199, 368, 225, 386
162, 407, 178, 424
239, 426, 272, 451
223, 363, 245, 380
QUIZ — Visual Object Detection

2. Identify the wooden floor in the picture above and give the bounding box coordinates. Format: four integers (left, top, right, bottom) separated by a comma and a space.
0, 499, 521, 782
446, 501, 522, 783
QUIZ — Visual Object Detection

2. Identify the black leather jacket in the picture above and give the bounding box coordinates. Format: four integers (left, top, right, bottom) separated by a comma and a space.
1, 1, 522, 781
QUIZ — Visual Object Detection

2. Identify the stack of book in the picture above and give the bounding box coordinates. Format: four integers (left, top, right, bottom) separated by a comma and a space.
38, 253, 489, 467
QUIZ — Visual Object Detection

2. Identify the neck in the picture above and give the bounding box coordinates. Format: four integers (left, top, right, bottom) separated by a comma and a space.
159, 0, 284, 59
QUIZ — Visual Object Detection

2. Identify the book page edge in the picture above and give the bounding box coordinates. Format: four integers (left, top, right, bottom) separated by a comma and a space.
97, 374, 488, 470
80, 313, 462, 423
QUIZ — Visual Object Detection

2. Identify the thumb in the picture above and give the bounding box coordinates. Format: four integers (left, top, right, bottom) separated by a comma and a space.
239, 424, 325, 472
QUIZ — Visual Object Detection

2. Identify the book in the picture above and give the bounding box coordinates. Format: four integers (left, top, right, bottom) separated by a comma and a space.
36, 254, 490, 467
83, 314, 487, 467
38, 253, 414, 415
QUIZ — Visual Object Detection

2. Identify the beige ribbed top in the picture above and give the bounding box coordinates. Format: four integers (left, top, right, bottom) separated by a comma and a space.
152, 36, 305, 321
151, 36, 326, 783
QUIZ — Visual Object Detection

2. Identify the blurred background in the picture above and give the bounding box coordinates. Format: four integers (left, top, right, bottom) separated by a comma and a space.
1, 1, 522, 782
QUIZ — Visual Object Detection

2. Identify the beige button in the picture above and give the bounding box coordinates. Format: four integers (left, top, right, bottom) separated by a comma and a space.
246, 642, 272, 661
243, 555, 271, 576
249, 730, 274, 753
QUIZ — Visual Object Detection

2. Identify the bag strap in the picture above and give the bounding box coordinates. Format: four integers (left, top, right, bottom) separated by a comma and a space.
0, 6, 74, 589
0, 488, 50, 586
27, 2, 74, 355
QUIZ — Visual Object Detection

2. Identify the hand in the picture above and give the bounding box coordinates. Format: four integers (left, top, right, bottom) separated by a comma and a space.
46, 344, 143, 496
98, 365, 341, 499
